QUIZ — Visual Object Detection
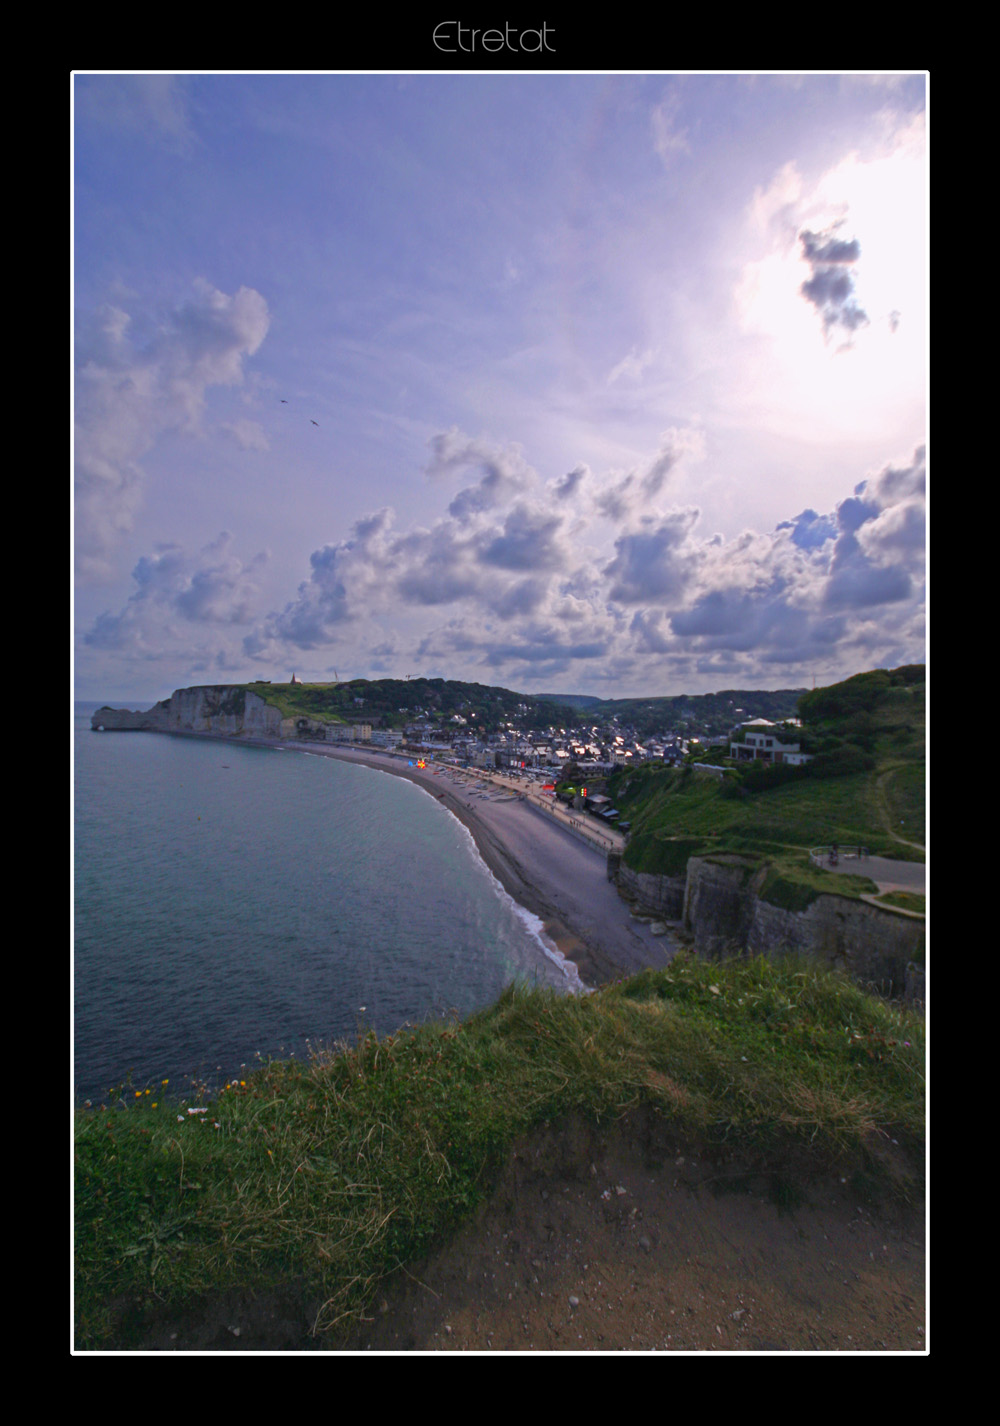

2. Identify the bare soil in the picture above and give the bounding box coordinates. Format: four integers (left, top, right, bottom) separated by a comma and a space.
123, 1109, 926, 1354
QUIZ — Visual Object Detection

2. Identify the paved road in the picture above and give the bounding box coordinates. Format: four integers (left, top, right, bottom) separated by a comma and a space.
825, 854, 925, 893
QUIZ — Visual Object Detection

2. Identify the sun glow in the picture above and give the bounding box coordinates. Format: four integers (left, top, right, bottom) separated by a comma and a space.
735, 122, 926, 442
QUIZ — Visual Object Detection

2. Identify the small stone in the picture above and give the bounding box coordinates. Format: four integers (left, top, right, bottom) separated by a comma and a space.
569, 1295, 580, 1309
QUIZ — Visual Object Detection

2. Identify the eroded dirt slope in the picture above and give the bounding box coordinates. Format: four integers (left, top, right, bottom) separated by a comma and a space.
126, 1109, 926, 1354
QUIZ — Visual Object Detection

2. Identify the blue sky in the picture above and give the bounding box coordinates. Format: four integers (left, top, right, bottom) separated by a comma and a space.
73, 72, 926, 702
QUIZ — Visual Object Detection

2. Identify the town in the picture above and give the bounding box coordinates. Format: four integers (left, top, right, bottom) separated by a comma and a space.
284, 676, 809, 828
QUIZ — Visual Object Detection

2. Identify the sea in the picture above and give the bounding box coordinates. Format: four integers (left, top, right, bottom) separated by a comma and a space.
73, 704, 580, 1106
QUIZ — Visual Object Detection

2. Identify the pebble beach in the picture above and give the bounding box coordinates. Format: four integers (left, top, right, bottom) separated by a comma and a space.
285, 742, 676, 987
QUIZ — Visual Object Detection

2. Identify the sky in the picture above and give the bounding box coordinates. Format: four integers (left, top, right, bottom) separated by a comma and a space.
73, 71, 927, 704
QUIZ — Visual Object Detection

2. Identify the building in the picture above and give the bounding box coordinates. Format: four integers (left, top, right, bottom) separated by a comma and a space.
729, 720, 810, 765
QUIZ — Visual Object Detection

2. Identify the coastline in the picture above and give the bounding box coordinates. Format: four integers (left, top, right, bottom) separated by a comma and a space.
170, 732, 675, 987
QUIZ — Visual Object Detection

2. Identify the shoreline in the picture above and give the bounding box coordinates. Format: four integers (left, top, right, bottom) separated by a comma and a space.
303, 746, 611, 980
167, 732, 675, 987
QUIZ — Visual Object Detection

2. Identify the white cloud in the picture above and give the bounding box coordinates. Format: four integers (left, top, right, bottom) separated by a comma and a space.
221, 417, 270, 452
238, 423, 923, 692
651, 93, 691, 167
607, 347, 658, 386
593, 429, 704, 524
75, 283, 271, 582
84, 533, 270, 658
74, 74, 197, 153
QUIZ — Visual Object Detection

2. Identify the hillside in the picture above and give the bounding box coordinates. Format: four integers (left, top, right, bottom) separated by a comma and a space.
595, 688, 807, 740
611, 666, 925, 902
95, 678, 809, 745
540, 688, 806, 738
235, 677, 579, 734
220, 679, 805, 740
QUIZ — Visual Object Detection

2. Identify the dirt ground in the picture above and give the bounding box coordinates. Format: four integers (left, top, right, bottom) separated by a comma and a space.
123, 1109, 926, 1355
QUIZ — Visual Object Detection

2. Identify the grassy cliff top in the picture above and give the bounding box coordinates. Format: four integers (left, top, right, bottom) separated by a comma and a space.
168, 678, 813, 738
225, 679, 581, 732
75, 956, 924, 1349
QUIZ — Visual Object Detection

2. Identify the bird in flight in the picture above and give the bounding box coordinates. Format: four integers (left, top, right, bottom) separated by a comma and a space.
310, 420, 319, 426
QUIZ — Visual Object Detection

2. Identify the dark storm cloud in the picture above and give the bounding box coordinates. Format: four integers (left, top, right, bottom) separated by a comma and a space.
777, 508, 839, 551
603, 510, 700, 604
550, 464, 588, 501
481, 506, 564, 572
800, 231, 861, 266
798, 223, 868, 339
823, 537, 913, 609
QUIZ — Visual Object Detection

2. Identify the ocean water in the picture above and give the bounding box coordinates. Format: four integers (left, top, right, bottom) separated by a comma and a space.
73, 707, 579, 1105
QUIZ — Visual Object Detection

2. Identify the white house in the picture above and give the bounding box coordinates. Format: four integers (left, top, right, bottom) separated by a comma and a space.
729, 720, 810, 765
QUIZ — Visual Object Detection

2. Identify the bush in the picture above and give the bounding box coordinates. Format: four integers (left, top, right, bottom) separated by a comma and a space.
807, 746, 876, 780
624, 834, 705, 877
739, 761, 808, 795
759, 869, 822, 912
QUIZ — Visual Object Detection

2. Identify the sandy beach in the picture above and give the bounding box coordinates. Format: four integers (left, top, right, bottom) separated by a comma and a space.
278, 742, 676, 987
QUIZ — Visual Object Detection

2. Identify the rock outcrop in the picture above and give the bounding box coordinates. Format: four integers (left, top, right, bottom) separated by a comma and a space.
612, 851, 924, 998
608, 860, 687, 921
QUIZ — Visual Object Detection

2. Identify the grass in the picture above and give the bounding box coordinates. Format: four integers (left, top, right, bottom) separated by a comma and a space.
618, 767, 923, 870
873, 891, 926, 916
610, 669, 925, 882
237, 683, 347, 725
758, 856, 879, 911
75, 957, 925, 1349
